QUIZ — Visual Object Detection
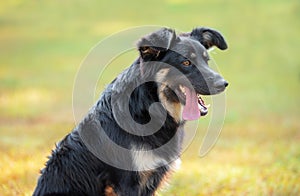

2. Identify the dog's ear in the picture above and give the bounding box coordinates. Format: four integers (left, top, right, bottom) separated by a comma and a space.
137, 28, 177, 60
189, 27, 228, 50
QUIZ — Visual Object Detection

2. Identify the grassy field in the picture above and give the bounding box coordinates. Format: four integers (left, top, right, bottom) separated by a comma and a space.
0, 0, 300, 195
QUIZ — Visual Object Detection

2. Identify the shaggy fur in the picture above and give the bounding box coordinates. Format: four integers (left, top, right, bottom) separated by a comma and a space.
33, 27, 228, 196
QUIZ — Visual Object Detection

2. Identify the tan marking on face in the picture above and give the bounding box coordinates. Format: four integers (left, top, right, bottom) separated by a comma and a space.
158, 83, 183, 122
190, 52, 196, 59
155, 68, 170, 83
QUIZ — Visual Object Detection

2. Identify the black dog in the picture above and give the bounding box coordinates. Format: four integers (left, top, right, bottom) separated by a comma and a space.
33, 27, 228, 196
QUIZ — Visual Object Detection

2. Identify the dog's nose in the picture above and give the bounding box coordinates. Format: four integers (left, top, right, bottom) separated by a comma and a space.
224, 81, 229, 87
214, 79, 228, 89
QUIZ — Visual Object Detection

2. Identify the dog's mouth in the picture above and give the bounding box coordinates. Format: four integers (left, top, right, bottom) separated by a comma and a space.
176, 85, 209, 121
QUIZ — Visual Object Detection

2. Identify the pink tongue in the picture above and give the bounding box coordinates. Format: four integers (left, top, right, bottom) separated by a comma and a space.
182, 87, 201, 120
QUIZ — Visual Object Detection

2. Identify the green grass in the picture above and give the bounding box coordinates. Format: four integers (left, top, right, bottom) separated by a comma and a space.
0, 0, 299, 195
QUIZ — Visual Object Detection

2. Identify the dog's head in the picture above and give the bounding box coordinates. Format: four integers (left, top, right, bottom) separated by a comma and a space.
136, 27, 228, 121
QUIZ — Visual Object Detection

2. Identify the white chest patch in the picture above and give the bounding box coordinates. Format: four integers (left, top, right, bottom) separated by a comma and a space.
131, 146, 182, 172
131, 147, 168, 171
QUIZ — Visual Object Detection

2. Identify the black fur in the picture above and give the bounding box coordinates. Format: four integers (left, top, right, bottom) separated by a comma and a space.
33, 27, 228, 196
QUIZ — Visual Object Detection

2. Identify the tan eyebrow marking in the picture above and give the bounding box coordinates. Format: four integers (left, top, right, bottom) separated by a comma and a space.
190, 52, 196, 58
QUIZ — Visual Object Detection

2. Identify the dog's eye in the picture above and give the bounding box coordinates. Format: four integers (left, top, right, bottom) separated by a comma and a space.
182, 60, 191, 66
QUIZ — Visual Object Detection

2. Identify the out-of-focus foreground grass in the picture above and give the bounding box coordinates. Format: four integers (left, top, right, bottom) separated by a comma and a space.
0, 0, 299, 195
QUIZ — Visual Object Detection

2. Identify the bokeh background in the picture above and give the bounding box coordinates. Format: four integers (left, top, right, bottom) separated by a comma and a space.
1, 0, 299, 195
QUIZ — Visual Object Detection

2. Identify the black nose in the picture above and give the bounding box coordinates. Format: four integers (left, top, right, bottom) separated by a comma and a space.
224, 81, 229, 87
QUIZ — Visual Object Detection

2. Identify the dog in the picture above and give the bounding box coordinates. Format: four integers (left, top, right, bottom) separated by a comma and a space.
33, 27, 228, 196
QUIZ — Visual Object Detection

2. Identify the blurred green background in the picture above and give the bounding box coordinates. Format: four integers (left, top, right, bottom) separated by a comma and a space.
0, 0, 299, 195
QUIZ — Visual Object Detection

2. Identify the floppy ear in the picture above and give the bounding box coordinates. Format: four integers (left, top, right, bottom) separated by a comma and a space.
189, 27, 228, 50
137, 28, 177, 60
